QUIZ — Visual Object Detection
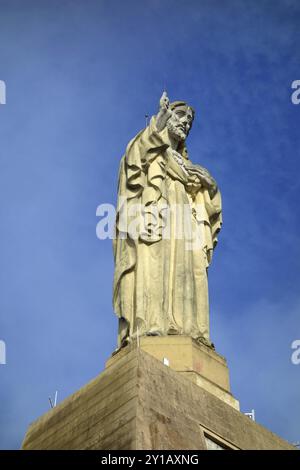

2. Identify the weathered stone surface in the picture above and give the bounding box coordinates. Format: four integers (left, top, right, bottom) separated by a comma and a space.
134, 349, 293, 450
22, 353, 138, 450
107, 336, 239, 410
22, 346, 294, 450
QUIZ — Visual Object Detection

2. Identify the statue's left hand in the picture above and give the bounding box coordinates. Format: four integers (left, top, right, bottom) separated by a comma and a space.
187, 165, 218, 198
186, 174, 201, 196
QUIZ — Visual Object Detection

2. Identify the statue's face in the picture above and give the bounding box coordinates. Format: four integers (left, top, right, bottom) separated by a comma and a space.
167, 108, 194, 142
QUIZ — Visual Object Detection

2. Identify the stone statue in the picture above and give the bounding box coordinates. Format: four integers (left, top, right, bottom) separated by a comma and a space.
113, 92, 222, 349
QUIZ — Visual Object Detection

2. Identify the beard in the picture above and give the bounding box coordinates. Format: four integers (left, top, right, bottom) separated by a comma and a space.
166, 118, 187, 142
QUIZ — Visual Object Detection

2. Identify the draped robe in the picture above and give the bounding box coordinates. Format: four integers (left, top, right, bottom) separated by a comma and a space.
113, 116, 222, 347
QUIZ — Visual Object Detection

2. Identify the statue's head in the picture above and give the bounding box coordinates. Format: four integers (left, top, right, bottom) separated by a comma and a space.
167, 101, 195, 142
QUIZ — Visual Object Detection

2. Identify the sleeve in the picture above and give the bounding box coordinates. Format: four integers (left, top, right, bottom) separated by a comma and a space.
125, 116, 168, 186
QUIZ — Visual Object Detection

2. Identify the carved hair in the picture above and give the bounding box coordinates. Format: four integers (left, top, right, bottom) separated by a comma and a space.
170, 101, 195, 117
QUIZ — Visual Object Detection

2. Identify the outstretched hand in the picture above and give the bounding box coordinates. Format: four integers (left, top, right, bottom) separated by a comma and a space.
156, 91, 173, 132
159, 91, 170, 112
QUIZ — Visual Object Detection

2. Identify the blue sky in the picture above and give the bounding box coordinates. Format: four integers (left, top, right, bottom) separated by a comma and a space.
0, 0, 299, 449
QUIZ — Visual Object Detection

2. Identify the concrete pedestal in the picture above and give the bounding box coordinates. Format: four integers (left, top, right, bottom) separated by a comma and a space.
22, 341, 294, 450
107, 336, 239, 410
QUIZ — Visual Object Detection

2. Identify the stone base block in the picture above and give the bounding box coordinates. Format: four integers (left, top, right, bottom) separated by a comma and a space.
22, 345, 294, 450
107, 336, 239, 409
